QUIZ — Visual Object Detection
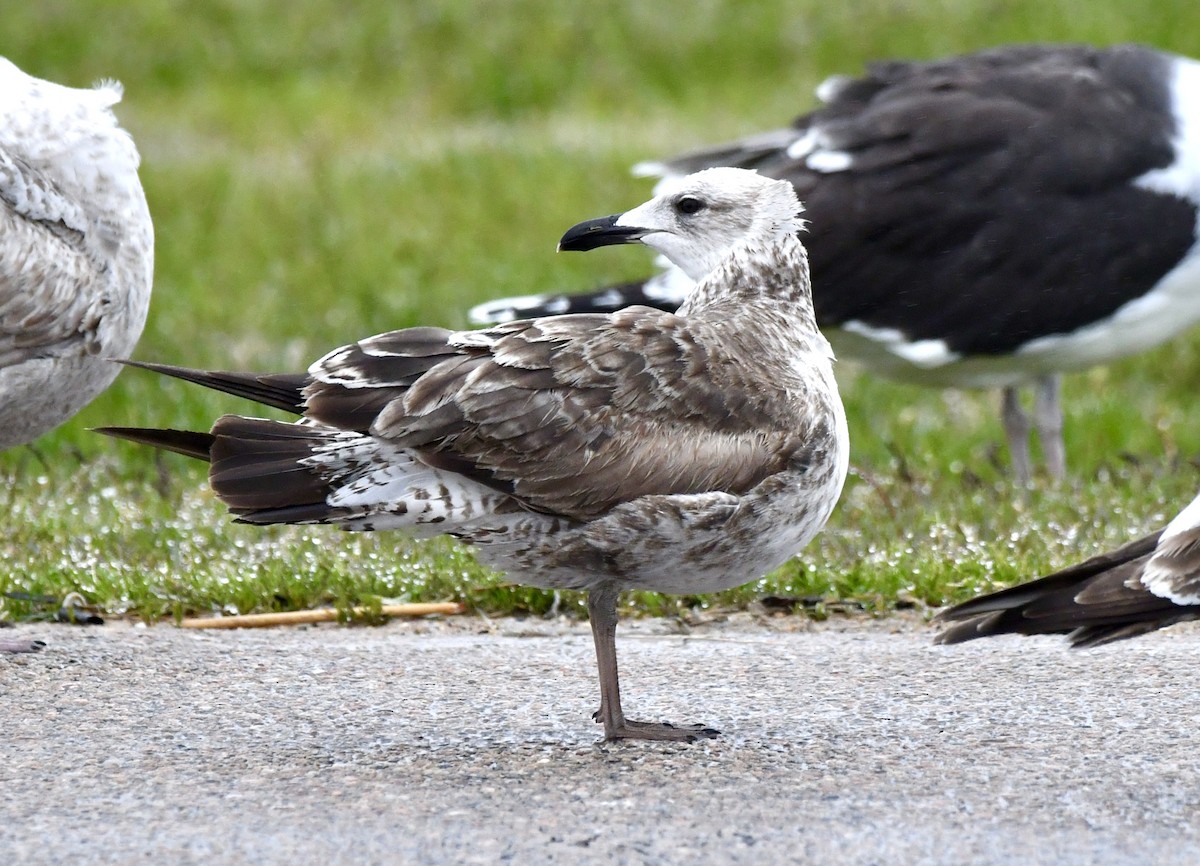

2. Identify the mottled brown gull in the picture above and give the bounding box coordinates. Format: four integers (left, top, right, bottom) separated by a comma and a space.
100, 167, 849, 742
937, 490, 1200, 647
0, 57, 153, 450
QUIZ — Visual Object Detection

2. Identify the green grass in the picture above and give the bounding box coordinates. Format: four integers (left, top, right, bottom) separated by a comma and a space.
4, 1, 1200, 625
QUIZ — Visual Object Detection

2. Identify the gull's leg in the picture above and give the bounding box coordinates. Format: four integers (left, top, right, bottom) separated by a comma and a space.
587, 584, 719, 743
1001, 386, 1033, 484
1033, 373, 1066, 481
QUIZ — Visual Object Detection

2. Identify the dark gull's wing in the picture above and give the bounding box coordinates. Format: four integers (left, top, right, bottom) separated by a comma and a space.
305, 309, 821, 522
798, 45, 1194, 354
934, 515, 1200, 647
649, 44, 1195, 356
302, 325, 463, 432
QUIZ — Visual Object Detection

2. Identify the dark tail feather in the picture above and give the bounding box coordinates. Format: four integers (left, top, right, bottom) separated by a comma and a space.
934, 530, 1181, 646
118, 360, 309, 415
95, 426, 215, 461
209, 415, 344, 523
100, 417, 354, 527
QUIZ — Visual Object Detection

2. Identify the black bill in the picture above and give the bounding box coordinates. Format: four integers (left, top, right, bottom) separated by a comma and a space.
558, 214, 649, 252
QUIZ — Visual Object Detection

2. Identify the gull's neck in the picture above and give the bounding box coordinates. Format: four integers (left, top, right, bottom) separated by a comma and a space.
676, 234, 817, 333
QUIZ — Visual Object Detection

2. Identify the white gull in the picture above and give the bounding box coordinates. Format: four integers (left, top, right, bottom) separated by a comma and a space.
0, 57, 153, 450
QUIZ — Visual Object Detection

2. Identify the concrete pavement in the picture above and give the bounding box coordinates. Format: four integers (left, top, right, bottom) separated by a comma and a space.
2, 613, 1197, 864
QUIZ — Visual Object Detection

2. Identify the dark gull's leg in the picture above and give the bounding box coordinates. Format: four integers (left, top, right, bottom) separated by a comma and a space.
1000, 386, 1032, 484
1033, 373, 1065, 480
587, 584, 719, 743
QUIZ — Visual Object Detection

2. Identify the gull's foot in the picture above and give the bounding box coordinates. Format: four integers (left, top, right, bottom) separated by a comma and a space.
595, 715, 721, 743
0, 639, 46, 654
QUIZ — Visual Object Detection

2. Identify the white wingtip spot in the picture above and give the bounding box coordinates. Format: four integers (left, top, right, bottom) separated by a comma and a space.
468, 292, 562, 325
894, 338, 959, 368
805, 150, 854, 173
842, 320, 960, 368
642, 267, 695, 305
591, 288, 628, 308
467, 303, 516, 325
786, 129, 820, 160
632, 160, 669, 178
815, 73, 853, 104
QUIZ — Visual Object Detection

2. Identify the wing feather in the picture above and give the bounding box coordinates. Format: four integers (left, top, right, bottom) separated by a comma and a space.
650, 44, 1191, 355
0, 147, 106, 364
302, 308, 817, 521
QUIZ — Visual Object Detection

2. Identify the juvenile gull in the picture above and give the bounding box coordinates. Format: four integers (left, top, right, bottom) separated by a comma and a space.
470, 43, 1200, 482
936, 490, 1200, 647
100, 168, 849, 742
0, 57, 153, 450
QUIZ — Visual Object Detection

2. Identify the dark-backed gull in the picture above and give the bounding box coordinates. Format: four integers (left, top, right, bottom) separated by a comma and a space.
470, 43, 1200, 482
936, 491, 1200, 647
100, 168, 849, 742
0, 57, 153, 451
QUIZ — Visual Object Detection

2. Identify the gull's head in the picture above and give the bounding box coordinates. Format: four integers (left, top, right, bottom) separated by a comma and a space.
557, 168, 805, 281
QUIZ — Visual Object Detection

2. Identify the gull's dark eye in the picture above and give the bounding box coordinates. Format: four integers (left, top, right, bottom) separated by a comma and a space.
675, 196, 705, 216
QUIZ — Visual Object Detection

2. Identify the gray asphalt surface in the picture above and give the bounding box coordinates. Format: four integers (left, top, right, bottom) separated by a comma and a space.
2, 612, 1198, 865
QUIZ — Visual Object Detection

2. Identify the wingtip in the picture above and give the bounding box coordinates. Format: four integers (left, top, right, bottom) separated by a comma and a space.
111, 360, 309, 415
110, 358, 200, 376
94, 426, 215, 461
931, 611, 1005, 645
931, 624, 973, 646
